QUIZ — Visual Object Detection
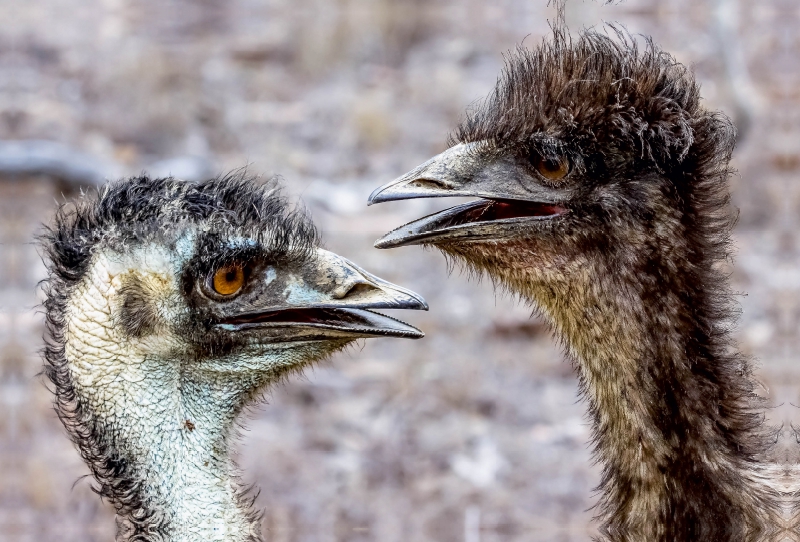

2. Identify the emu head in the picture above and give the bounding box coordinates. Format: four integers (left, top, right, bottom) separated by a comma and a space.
41, 175, 426, 479
369, 30, 735, 306
44, 176, 425, 394
40, 174, 426, 538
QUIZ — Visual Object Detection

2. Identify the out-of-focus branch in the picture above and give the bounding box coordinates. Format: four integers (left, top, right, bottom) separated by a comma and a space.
0, 140, 215, 185
0, 140, 121, 185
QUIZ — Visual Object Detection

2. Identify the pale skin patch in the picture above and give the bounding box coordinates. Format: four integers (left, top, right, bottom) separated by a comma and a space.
60, 243, 382, 541
63, 250, 257, 541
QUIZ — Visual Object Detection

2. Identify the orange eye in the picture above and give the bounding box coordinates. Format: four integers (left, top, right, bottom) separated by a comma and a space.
534, 155, 570, 181
212, 264, 245, 296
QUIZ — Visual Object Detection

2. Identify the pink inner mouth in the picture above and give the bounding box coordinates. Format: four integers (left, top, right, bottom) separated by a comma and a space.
487, 200, 567, 220
440, 199, 567, 228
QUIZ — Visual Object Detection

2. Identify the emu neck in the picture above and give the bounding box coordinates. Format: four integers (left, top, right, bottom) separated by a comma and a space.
64, 257, 260, 541
450, 236, 771, 540
542, 261, 767, 539
109, 359, 256, 541
69, 352, 260, 542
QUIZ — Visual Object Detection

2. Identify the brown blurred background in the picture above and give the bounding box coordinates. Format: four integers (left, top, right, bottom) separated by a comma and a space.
2, 0, 799, 540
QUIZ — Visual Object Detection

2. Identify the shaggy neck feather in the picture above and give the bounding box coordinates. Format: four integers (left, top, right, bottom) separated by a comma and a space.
444, 236, 775, 541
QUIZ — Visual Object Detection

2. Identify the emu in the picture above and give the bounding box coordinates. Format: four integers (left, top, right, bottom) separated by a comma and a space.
40, 175, 427, 541
368, 28, 779, 541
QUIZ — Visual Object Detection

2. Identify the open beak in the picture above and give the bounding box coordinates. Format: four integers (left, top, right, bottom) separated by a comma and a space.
368, 142, 568, 248
216, 250, 427, 341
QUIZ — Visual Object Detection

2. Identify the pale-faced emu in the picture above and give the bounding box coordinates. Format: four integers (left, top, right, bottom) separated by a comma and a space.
41, 175, 427, 541
368, 30, 779, 541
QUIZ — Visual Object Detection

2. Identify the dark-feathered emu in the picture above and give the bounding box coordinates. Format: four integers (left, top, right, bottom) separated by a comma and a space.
369, 27, 783, 541
40, 175, 427, 541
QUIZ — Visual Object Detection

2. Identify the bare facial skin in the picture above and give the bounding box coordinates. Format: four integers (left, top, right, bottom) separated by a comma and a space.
369, 28, 784, 542
41, 175, 427, 541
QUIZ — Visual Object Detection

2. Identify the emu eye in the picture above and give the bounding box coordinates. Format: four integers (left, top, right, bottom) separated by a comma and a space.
533, 155, 570, 181
212, 264, 245, 296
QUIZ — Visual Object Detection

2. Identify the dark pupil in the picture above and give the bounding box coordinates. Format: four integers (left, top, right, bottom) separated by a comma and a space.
542, 158, 560, 172
225, 270, 237, 282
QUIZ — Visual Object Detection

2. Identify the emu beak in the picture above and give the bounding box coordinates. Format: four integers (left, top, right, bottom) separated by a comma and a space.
217, 249, 427, 341
368, 142, 569, 248
368, 142, 502, 204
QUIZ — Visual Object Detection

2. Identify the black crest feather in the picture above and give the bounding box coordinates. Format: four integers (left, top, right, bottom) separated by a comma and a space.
452, 26, 713, 173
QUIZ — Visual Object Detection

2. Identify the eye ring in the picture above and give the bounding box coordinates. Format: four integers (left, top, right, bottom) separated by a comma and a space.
210, 263, 246, 297
531, 153, 570, 182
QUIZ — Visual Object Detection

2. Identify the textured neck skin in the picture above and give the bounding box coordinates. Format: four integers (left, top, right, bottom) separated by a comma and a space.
61, 248, 269, 541
439, 195, 778, 541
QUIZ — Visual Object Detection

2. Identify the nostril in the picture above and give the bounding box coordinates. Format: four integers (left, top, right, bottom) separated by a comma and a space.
410, 178, 452, 190
341, 282, 379, 299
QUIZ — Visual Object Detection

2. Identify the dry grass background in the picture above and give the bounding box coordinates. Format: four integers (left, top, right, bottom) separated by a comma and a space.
2, 0, 799, 540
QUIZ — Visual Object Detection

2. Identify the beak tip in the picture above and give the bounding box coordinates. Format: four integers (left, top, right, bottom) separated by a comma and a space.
373, 228, 414, 249
374, 234, 415, 250
367, 186, 386, 205
373, 232, 400, 249
402, 293, 428, 312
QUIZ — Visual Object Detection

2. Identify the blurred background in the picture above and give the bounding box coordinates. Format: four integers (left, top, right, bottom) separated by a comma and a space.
2, 0, 798, 540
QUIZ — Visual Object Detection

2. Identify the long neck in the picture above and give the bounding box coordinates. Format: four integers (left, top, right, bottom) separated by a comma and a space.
69, 354, 262, 541
451, 234, 776, 541
542, 261, 772, 541
61, 263, 262, 541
